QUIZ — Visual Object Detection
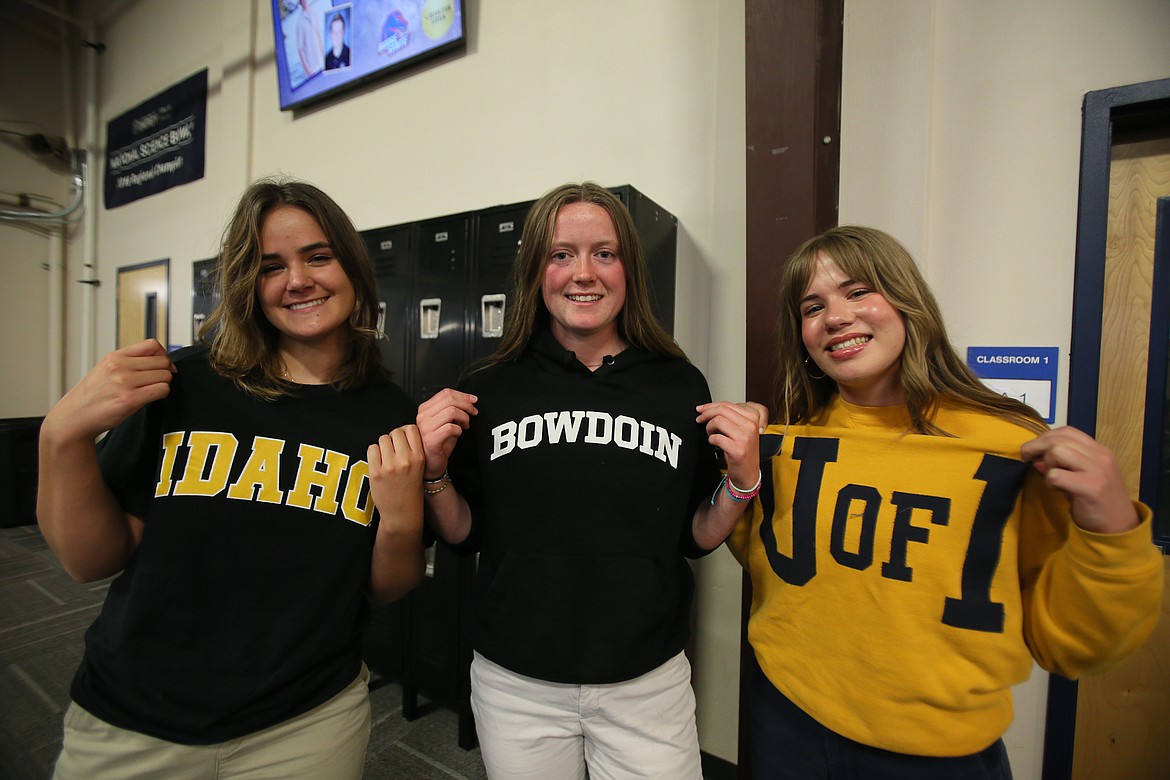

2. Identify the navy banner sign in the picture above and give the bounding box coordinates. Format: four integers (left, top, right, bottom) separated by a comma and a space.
105, 69, 207, 209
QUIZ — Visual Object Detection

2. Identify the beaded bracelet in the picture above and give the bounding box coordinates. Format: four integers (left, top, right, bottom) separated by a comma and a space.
423, 470, 451, 495
726, 470, 762, 500
709, 470, 762, 505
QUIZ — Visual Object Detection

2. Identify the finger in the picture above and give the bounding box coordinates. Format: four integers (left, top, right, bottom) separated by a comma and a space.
96, 348, 175, 381
701, 408, 762, 438
119, 344, 177, 376
134, 381, 173, 405
1020, 426, 1092, 459
121, 338, 170, 358
1027, 436, 1101, 477
418, 404, 474, 434
419, 417, 469, 445
123, 351, 177, 369
696, 401, 755, 425
419, 389, 478, 416
727, 402, 767, 428
745, 402, 770, 431
120, 367, 178, 390
386, 426, 425, 461
400, 423, 424, 454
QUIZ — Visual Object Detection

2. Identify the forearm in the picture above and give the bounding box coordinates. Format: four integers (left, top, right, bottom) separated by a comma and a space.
368, 519, 426, 603
422, 480, 473, 545
37, 423, 140, 582
692, 482, 753, 551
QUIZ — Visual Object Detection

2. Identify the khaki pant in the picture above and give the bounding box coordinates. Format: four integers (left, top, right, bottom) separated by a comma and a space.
53, 664, 371, 780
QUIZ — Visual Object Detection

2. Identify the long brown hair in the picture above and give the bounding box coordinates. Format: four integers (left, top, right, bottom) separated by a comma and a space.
774, 225, 1047, 435
491, 181, 685, 364
201, 177, 385, 400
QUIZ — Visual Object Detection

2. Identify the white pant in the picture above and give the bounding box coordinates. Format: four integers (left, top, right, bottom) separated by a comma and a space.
469, 650, 702, 780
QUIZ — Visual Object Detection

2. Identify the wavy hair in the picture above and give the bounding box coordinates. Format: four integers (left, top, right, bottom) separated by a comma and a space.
201, 177, 385, 400
490, 181, 684, 364
774, 225, 1047, 436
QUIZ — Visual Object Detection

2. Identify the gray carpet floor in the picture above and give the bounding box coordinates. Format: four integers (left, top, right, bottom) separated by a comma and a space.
0, 523, 487, 780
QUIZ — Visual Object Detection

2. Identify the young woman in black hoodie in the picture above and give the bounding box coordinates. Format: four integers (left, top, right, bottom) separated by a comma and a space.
417, 181, 760, 779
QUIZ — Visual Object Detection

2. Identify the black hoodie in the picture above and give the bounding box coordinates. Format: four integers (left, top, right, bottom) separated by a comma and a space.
448, 328, 722, 684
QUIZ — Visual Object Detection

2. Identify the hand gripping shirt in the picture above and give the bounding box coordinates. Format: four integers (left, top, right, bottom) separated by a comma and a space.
447, 329, 723, 684
727, 397, 1163, 756
71, 346, 415, 744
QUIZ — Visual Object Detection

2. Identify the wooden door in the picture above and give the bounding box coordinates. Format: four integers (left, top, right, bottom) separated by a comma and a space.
1063, 79, 1170, 779
116, 259, 169, 349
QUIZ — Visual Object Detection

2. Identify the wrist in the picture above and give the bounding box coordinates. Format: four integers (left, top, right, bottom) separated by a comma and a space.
39, 420, 96, 454
709, 469, 762, 506
727, 470, 762, 498
423, 470, 451, 496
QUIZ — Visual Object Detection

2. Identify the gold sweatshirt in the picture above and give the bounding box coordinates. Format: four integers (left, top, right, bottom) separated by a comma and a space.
728, 397, 1163, 756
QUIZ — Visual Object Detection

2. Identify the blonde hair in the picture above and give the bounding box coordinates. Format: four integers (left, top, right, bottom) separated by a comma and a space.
773, 226, 1047, 436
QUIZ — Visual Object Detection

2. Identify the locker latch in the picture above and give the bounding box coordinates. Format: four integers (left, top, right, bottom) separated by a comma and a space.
420, 298, 441, 339
481, 294, 506, 338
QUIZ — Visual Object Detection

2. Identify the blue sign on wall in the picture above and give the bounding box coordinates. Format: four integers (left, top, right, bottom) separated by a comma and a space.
104, 69, 207, 209
966, 346, 1059, 424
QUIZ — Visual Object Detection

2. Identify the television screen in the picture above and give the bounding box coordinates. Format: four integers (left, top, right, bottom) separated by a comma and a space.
270, 0, 465, 111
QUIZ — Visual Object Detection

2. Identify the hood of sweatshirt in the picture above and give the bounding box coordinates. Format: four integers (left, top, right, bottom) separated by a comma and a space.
526, 326, 661, 376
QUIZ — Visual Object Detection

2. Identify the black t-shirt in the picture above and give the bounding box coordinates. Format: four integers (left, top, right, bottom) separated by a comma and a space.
70, 346, 414, 743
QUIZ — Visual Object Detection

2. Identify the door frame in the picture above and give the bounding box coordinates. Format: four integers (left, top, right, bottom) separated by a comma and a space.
1045, 75, 1170, 780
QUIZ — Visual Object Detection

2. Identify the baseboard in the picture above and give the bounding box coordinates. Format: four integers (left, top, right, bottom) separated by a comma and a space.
700, 750, 736, 780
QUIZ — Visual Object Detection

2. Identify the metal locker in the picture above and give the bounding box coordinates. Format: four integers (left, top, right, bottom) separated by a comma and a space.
470, 200, 533, 364
360, 223, 417, 684
400, 211, 479, 749
609, 185, 678, 333
412, 213, 473, 403
365, 224, 416, 395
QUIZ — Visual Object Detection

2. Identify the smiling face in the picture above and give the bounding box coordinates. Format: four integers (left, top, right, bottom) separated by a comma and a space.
541, 202, 627, 358
800, 252, 906, 406
257, 204, 355, 356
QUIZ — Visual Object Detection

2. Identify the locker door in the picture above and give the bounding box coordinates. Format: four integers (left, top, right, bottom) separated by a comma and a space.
401, 212, 478, 749
365, 223, 416, 395
412, 214, 472, 402
362, 224, 416, 683
471, 201, 532, 364
610, 185, 678, 334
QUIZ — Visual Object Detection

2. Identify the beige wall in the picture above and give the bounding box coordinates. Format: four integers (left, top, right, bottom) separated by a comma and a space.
840, 1, 1170, 776
2, 0, 748, 762
0, 9, 70, 417
5, 0, 1168, 772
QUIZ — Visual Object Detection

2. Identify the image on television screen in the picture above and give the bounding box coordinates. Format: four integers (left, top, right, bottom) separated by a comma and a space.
271, 0, 465, 111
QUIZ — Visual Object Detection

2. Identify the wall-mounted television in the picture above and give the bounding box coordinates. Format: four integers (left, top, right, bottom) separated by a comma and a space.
270, 0, 465, 111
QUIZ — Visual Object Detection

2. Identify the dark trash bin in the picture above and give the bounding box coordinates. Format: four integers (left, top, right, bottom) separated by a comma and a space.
0, 417, 42, 528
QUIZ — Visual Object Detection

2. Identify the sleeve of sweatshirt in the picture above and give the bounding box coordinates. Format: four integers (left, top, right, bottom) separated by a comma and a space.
1018, 470, 1164, 678
678, 367, 726, 559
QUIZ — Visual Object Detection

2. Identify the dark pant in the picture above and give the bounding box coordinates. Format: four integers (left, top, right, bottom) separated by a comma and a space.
748, 655, 1013, 780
